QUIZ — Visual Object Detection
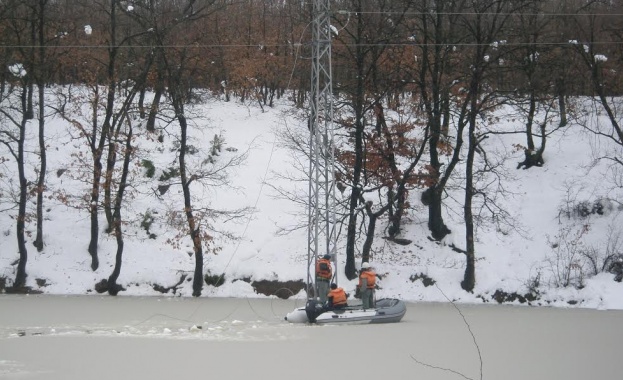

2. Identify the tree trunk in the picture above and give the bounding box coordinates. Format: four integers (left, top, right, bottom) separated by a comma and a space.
106, 226, 124, 296
178, 111, 204, 297
461, 28, 487, 290
424, 89, 451, 241
556, 78, 567, 127
14, 86, 29, 288
424, 187, 451, 241
359, 197, 391, 264
441, 89, 450, 139
26, 85, 34, 120
361, 213, 376, 264
417, 1, 459, 243
87, 155, 102, 271
107, 118, 133, 296
88, 0, 118, 271
26, 18, 35, 120
103, 139, 116, 232
345, 116, 364, 280
387, 189, 399, 238
345, 186, 360, 280
33, 81, 46, 252
526, 92, 536, 151
146, 83, 163, 132
138, 87, 146, 119
33, 0, 47, 252
344, 7, 365, 281
592, 65, 623, 144
462, 110, 477, 292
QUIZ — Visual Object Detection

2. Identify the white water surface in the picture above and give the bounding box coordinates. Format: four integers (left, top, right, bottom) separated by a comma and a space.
0, 295, 621, 379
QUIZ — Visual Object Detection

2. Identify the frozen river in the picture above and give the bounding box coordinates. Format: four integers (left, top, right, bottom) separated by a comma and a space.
0, 295, 621, 379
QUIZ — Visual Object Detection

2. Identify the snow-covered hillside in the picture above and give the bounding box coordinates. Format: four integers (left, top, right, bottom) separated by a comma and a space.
0, 93, 621, 310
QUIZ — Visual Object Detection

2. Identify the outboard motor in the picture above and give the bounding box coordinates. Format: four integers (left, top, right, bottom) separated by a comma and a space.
305, 299, 325, 323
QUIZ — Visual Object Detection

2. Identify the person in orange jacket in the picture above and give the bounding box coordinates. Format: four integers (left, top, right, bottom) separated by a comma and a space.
358, 262, 376, 309
327, 283, 348, 310
315, 254, 332, 303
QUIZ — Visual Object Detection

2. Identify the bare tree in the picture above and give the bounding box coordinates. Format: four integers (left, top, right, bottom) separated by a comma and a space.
0, 0, 56, 289
355, 101, 429, 262
101, 112, 134, 295
1, 0, 54, 253
504, 1, 571, 171
0, 72, 30, 289
331, 0, 415, 279
410, 0, 467, 242
148, 0, 221, 297
54, 0, 154, 271
458, 0, 536, 291
31, 0, 59, 252
567, 1, 623, 199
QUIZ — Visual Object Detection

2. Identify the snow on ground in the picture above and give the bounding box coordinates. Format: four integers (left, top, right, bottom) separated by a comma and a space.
0, 92, 621, 310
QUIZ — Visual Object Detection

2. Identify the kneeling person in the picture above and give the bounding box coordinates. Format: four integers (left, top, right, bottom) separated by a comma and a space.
327, 283, 348, 310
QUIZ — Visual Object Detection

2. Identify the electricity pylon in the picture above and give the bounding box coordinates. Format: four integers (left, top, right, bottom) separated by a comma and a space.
307, 0, 337, 298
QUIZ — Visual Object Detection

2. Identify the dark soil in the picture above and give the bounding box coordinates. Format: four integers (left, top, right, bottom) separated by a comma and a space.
245, 278, 306, 299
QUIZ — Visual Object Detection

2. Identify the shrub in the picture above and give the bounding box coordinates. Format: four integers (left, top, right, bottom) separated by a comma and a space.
169, 141, 198, 155
204, 272, 225, 287
140, 211, 157, 239
141, 159, 156, 178
409, 273, 436, 287
185, 145, 198, 155
582, 225, 623, 278
524, 269, 542, 296
559, 197, 615, 220
159, 167, 179, 181
545, 225, 588, 288
210, 133, 224, 156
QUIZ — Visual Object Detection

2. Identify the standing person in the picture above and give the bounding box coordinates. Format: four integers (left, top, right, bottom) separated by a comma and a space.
327, 283, 348, 310
315, 254, 332, 303
358, 262, 376, 309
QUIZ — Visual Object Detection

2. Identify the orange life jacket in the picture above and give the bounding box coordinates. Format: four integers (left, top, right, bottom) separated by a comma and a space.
316, 258, 332, 280
328, 288, 347, 306
359, 270, 376, 289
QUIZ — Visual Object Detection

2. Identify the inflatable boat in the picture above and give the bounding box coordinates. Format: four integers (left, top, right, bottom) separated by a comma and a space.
285, 298, 406, 324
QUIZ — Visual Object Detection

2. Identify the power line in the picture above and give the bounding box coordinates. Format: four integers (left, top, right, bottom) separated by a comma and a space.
335, 42, 623, 47
2, 41, 623, 49
335, 10, 623, 17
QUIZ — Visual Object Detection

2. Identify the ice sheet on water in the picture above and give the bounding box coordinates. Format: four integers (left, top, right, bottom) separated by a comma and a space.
0, 359, 53, 377
0, 318, 297, 342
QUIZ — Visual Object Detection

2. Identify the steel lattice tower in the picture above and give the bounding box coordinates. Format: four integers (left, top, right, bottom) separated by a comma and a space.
307, 0, 337, 297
